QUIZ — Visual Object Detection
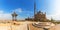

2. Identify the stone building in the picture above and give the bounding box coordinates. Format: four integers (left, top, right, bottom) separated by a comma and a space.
25, 11, 47, 22
34, 11, 47, 22
25, 1, 48, 22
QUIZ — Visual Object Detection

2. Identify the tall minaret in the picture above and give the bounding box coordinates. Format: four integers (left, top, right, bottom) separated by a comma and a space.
34, 0, 36, 15
34, 0, 36, 20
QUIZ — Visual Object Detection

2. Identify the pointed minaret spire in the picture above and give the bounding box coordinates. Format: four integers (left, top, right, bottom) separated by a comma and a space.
34, 0, 36, 20
34, 0, 36, 15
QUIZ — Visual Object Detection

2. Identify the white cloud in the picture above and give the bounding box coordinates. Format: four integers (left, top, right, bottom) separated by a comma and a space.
46, 0, 60, 20
0, 8, 23, 20
0, 14, 11, 20
0, 10, 4, 14
0, 10, 11, 20
15, 8, 22, 13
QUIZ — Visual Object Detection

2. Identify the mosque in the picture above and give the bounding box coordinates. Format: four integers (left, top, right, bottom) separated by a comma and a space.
25, 1, 49, 22
0, 1, 56, 30
10, 1, 49, 22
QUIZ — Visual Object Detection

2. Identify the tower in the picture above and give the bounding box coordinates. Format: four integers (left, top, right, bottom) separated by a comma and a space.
12, 11, 18, 21
34, 0, 36, 21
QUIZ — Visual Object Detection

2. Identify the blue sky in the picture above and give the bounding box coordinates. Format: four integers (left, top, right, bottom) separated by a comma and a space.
0, 0, 60, 20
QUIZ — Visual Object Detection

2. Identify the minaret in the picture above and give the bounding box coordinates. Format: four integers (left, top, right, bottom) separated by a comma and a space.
34, 0, 36, 21
34, 1, 36, 15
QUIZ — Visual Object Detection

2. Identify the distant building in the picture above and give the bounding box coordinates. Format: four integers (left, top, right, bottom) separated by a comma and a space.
25, 11, 48, 22
25, 1, 49, 22
34, 11, 47, 22
25, 17, 33, 21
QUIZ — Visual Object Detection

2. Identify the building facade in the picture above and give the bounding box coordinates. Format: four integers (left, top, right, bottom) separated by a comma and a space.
34, 11, 47, 22
25, 1, 48, 22
25, 11, 47, 22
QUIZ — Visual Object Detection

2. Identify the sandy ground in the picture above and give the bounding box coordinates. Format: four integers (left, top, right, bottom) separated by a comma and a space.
0, 22, 28, 30
28, 23, 44, 30
0, 21, 55, 30
49, 24, 60, 30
